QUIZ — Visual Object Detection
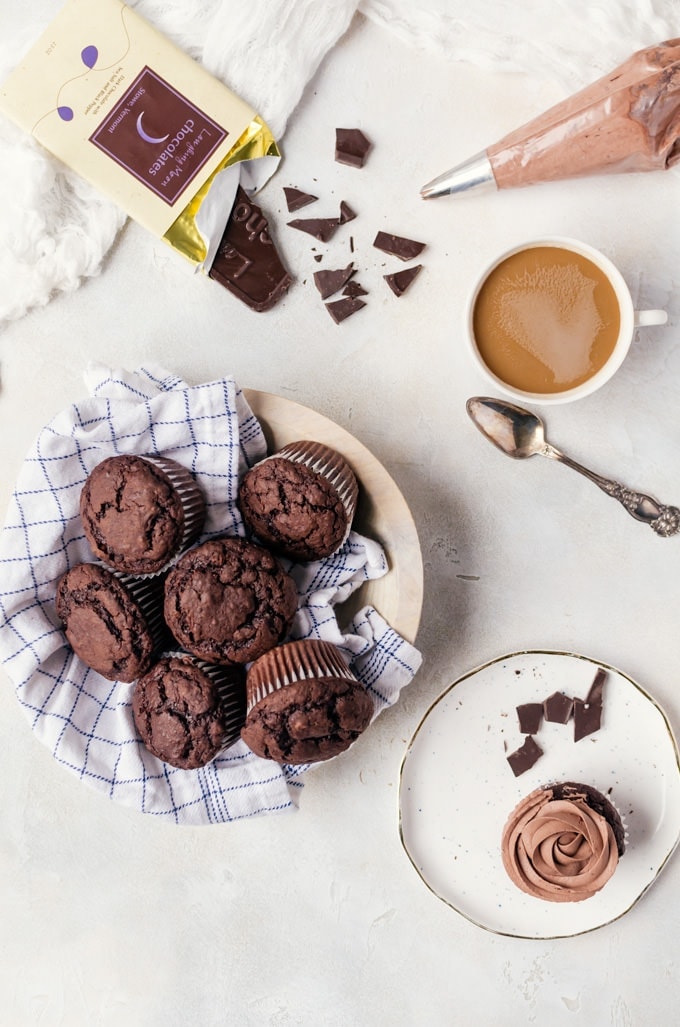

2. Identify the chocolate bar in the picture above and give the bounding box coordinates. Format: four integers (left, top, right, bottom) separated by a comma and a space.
209, 187, 292, 312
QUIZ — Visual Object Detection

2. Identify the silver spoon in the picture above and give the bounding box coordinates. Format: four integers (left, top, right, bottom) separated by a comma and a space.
466, 396, 680, 537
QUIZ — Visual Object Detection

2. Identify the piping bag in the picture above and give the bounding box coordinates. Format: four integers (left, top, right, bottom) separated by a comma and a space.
421, 39, 680, 199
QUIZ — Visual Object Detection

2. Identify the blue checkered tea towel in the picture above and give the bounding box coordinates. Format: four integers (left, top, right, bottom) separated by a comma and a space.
0, 363, 422, 825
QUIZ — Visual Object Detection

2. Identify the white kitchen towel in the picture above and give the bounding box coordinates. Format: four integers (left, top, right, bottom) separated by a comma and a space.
1, 0, 678, 325
0, 364, 423, 824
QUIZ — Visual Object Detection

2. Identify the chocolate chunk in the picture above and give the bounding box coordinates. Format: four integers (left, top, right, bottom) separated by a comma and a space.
543, 691, 574, 723
585, 667, 607, 705
516, 702, 543, 735
384, 264, 423, 297
506, 735, 543, 777
209, 187, 293, 312
325, 296, 367, 324
313, 254, 323, 262
573, 669, 607, 741
313, 263, 355, 299
343, 281, 368, 298
373, 231, 426, 262
335, 128, 372, 168
283, 186, 318, 212
339, 200, 357, 224
287, 216, 340, 242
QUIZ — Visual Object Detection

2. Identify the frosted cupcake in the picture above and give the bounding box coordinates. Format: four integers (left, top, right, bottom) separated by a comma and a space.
80, 454, 206, 575
240, 639, 374, 764
501, 782, 626, 903
238, 441, 358, 561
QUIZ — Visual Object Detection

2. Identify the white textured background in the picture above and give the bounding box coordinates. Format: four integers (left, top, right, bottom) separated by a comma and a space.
1, 6, 680, 1025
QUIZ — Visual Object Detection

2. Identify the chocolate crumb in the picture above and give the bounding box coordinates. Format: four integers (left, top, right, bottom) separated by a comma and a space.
283, 187, 318, 212
373, 231, 426, 262
313, 254, 323, 262
384, 264, 423, 297
325, 296, 367, 324
506, 736, 543, 777
335, 128, 372, 168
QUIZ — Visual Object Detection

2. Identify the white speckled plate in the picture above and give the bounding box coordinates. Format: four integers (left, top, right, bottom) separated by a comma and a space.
399, 651, 680, 938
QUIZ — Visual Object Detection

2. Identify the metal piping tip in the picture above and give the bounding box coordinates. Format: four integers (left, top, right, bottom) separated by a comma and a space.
420, 151, 496, 199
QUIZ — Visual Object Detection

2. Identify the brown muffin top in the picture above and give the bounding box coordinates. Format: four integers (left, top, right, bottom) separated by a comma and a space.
56, 562, 157, 682
80, 455, 185, 574
132, 655, 244, 770
238, 456, 349, 561
163, 537, 298, 665
241, 676, 373, 765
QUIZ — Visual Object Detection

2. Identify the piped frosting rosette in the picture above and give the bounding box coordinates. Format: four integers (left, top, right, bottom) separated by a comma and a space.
501, 782, 626, 903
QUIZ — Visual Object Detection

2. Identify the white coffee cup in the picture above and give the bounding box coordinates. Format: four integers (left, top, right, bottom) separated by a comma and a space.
465, 236, 668, 405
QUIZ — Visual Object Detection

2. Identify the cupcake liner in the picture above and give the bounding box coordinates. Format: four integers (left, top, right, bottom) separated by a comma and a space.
245, 638, 357, 714
263, 440, 359, 548
161, 651, 247, 752
140, 455, 206, 570
109, 568, 171, 657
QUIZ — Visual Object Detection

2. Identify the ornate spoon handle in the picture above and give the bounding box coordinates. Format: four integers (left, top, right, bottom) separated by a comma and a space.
542, 444, 680, 537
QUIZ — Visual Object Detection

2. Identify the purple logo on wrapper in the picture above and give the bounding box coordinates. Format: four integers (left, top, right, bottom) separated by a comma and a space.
90, 66, 228, 205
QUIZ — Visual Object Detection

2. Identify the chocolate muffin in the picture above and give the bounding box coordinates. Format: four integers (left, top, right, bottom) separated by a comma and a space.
56, 562, 166, 682
502, 781, 626, 903
132, 654, 246, 770
241, 639, 374, 764
80, 454, 205, 575
163, 537, 297, 665
238, 441, 358, 561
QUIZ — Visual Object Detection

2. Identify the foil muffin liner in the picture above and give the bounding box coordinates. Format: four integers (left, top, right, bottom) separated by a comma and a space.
245, 638, 358, 715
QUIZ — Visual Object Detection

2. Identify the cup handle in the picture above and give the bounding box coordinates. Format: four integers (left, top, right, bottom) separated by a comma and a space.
634, 309, 668, 327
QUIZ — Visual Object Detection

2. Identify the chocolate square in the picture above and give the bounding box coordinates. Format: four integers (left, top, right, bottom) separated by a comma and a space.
506, 736, 543, 777
335, 128, 372, 168
543, 691, 574, 724
516, 702, 543, 735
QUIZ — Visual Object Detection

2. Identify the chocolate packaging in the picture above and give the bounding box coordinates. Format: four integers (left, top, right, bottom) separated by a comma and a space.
0, 0, 280, 276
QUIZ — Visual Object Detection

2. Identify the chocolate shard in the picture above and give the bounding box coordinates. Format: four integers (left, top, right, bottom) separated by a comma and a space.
543, 691, 574, 724
209, 186, 292, 312
325, 296, 367, 324
287, 216, 340, 242
283, 186, 318, 212
343, 281, 368, 298
506, 735, 543, 777
373, 231, 426, 262
573, 668, 607, 741
335, 127, 372, 168
516, 702, 543, 735
573, 699, 602, 741
384, 264, 423, 297
313, 254, 323, 263
586, 667, 607, 705
339, 200, 357, 224
313, 263, 355, 300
